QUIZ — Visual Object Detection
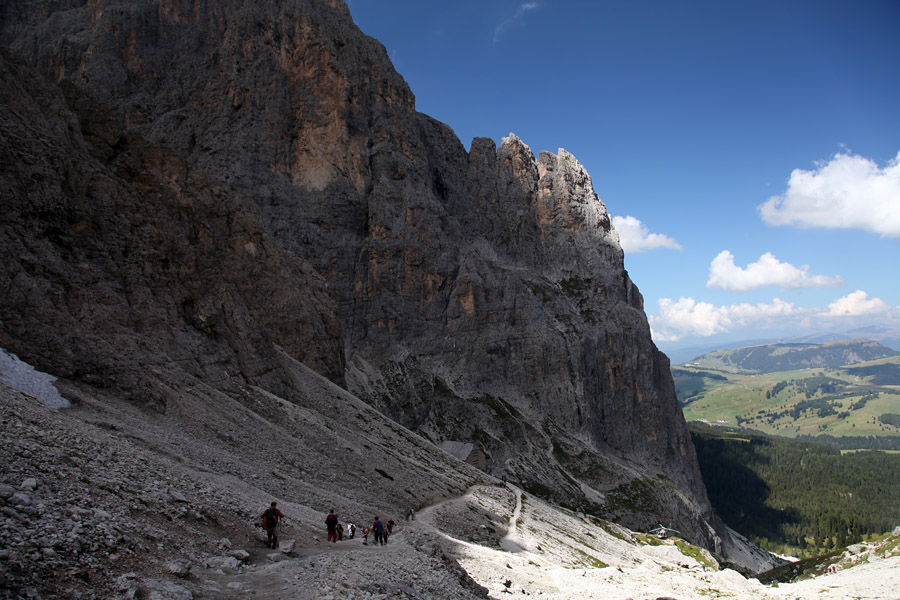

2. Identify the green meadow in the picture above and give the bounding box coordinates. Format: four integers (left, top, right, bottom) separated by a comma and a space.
675, 355, 900, 439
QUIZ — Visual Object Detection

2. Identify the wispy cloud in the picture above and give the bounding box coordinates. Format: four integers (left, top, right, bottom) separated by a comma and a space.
493, 2, 539, 46
707, 250, 843, 292
612, 215, 682, 253
649, 291, 898, 342
759, 150, 900, 237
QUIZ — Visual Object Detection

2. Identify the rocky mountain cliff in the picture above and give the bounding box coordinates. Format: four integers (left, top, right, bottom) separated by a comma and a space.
2, 0, 749, 564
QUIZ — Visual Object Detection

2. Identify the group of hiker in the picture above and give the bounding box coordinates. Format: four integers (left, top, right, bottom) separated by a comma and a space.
326, 508, 395, 546
261, 502, 406, 549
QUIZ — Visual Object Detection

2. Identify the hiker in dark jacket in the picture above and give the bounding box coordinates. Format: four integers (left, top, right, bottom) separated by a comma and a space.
372, 516, 385, 546
325, 509, 339, 543
261, 502, 285, 549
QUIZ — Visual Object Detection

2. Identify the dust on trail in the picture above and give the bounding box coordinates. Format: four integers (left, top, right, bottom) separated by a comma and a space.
499, 485, 524, 554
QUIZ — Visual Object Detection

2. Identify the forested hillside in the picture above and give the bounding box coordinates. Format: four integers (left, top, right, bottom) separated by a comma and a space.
690, 423, 900, 556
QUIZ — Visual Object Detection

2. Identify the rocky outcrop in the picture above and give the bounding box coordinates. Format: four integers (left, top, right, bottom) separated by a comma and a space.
1, 0, 746, 559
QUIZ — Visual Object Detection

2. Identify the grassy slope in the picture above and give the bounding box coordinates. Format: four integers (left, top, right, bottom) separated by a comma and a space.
677, 356, 900, 438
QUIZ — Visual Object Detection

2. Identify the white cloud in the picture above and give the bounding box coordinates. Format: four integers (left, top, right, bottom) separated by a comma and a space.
612, 215, 682, 253
707, 250, 843, 292
650, 297, 797, 341
759, 150, 900, 237
493, 2, 538, 45
819, 290, 892, 317
650, 291, 899, 342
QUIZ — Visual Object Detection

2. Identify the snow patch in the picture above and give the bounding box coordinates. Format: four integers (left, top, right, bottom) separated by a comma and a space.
0, 348, 70, 409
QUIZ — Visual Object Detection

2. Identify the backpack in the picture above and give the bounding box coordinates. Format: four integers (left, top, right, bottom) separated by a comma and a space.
325, 513, 337, 528
263, 508, 279, 528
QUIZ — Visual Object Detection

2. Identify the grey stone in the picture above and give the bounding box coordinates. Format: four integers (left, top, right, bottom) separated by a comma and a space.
0, 507, 25, 524
143, 579, 193, 600
10, 493, 31, 507
226, 549, 250, 561
205, 556, 241, 571
166, 559, 192, 578
279, 540, 296, 554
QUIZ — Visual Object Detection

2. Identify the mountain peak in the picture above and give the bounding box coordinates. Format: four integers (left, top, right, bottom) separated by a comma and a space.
1, 0, 757, 581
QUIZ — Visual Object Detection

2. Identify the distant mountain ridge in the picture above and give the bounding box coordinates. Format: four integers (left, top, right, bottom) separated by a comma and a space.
663, 328, 900, 366
686, 339, 899, 374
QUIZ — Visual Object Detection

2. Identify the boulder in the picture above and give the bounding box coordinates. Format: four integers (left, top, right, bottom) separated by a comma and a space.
0, 484, 15, 501
205, 556, 242, 572
142, 579, 193, 600
226, 550, 250, 561
279, 540, 296, 554
165, 559, 192, 578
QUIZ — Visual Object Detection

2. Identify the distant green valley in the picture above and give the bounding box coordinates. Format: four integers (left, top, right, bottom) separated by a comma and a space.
676, 339, 900, 557
674, 340, 900, 441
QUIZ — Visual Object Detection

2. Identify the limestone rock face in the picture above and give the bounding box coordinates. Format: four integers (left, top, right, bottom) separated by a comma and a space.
0, 54, 344, 408
1, 0, 736, 556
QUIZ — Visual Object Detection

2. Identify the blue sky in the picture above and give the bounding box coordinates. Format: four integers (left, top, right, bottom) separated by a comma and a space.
346, 0, 900, 354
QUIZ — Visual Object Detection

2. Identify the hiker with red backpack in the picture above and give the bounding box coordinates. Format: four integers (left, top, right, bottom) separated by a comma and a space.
261, 501, 285, 549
